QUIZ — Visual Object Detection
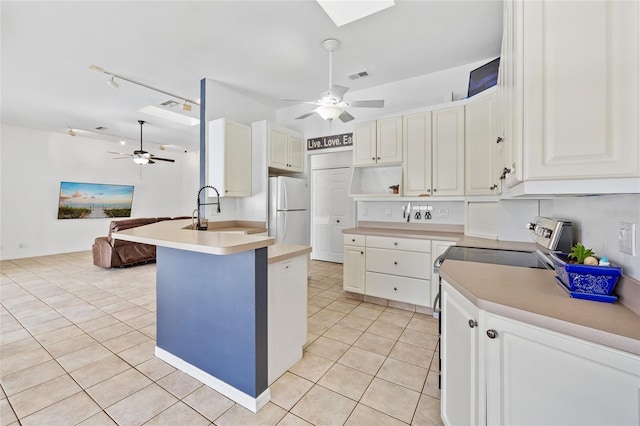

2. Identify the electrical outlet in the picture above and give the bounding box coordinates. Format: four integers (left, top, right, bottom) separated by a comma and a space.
619, 223, 636, 255
438, 209, 449, 218
385, 208, 392, 217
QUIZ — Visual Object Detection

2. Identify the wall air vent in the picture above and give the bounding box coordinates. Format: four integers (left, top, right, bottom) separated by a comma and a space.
160, 100, 179, 108
347, 70, 371, 80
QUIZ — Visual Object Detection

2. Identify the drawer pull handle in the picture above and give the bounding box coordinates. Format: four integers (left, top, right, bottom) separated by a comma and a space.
393, 261, 398, 265
487, 329, 498, 339
468, 319, 478, 328
394, 242, 398, 246
360, 251, 364, 255
352, 239, 356, 242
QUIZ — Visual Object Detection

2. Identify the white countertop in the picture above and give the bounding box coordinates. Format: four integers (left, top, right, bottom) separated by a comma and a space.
112, 219, 275, 255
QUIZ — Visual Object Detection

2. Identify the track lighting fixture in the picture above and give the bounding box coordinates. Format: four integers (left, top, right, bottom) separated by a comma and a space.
67, 128, 76, 136
107, 75, 119, 89
89, 65, 199, 108
120, 138, 126, 145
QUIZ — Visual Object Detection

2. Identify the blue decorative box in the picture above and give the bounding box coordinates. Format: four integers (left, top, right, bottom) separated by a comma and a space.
549, 252, 622, 296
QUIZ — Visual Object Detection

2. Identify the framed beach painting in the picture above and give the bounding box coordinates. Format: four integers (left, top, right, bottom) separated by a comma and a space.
58, 181, 134, 219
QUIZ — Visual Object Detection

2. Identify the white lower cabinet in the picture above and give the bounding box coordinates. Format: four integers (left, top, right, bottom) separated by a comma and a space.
343, 234, 434, 307
343, 234, 365, 293
484, 312, 640, 426
442, 280, 640, 426
267, 254, 307, 385
441, 280, 480, 426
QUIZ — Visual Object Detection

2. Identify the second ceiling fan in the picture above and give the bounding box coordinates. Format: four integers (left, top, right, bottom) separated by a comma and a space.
283, 39, 384, 123
109, 120, 175, 165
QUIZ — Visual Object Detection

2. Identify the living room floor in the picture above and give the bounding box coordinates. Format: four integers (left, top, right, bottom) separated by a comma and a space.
0, 251, 442, 425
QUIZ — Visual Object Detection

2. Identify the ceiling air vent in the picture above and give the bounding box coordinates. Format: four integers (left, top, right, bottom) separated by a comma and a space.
95, 126, 108, 131
347, 70, 371, 80
160, 100, 179, 108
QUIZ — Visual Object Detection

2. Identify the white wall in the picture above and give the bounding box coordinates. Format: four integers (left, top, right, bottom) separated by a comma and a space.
0, 124, 195, 260
540, 194, 640, 280
276, 58, 494, 137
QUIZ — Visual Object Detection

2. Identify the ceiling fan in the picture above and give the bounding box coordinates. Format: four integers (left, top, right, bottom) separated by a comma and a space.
109, 120, 175, 164
282, 38, 384, 123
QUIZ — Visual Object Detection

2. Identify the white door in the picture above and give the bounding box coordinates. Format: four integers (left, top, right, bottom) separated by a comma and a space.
312, 167, 352, 262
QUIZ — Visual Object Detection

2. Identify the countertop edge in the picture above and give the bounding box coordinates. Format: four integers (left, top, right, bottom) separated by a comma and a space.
268, 244, 312, 264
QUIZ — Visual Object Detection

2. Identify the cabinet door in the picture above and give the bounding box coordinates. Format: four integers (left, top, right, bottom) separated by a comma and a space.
376, 116, 403, 164
269, 127, 288, 170
403, 111, 433, 196
432, 105, 465, 196
523, 0, 640, 180
465, 90, 500, 195
484, 313, 640, 426
343, 245, 365, 293
353, 121, 377, 166
223, 120, 252, 197
441, 280, 480, 426
287, 133, 304, 172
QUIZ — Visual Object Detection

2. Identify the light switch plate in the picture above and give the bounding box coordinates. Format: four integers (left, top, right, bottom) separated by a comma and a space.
618, 222, 636, 256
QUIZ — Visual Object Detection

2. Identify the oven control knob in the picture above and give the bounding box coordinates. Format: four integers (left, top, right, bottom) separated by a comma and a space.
526, 222, 535, 230
468, 319, 478, 328
486, 329, 498, 339
543, 229, 552, 238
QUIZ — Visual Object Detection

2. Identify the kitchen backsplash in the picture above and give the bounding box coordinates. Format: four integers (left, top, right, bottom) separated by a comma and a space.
357, 200, 465, 225
541, 194, 640, 280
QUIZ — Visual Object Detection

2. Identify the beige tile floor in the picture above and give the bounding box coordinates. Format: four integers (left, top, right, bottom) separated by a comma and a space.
0, 251, 442, 425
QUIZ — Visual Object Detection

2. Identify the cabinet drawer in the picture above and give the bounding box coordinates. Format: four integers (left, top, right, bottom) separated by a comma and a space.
366, 248, 431, 279
366, 235, 431, 252
343, 234, 366, 247
366, 272, 430, 306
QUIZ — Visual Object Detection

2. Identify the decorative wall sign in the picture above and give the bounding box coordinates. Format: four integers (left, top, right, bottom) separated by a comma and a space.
307, 133, 353, 151
58, 181, 134, 219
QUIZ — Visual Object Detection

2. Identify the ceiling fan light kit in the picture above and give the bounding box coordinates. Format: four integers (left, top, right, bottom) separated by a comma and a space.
284, 38, 384, 123
108, 120, 175, 165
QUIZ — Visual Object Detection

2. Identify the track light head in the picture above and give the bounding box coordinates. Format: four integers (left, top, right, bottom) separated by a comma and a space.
181, 101, 191, 112
107, 76, 119, 89
67, 128, 76, 136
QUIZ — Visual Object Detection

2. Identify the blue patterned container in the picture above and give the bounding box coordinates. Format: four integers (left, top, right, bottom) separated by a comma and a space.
549, 252, 623, 295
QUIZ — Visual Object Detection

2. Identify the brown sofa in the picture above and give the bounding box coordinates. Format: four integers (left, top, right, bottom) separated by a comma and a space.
92, 217, 178, 268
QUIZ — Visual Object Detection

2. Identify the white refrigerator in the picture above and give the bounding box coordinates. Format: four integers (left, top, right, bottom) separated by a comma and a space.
268, 176, 310, 246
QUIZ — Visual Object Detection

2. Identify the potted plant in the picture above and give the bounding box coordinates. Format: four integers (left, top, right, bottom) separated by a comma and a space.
389, 184, 400, 194
549, 243, 623, 297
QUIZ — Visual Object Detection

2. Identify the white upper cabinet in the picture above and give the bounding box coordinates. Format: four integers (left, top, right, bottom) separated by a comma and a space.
500, 0, 640, 191
208, 118, 252, 197
465, 89, 501, 195
403, 111, 433, 197
353, 117, 402, 166
268, 124, 304, 173
432, 105, 465, 196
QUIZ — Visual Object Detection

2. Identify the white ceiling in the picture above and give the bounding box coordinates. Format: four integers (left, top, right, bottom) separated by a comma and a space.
1, 0, 503, 152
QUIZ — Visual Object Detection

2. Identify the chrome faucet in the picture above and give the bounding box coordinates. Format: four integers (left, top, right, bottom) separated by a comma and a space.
196, 185, 221, 230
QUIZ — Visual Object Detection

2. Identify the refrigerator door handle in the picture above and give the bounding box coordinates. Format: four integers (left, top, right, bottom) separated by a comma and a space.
280, 179, 288, 210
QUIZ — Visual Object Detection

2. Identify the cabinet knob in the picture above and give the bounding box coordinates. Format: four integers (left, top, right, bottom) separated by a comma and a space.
352, 238, 356, 242
225, 190, 229, 193
468, 319, 478, 328
372, 157, 376, 160
377, 157, 381, 160
360, 251, 364, 255
427, 189, 431, 193
394, 242, 398, 246
337, 219, 340, 223
496, 136, 504, 144
433, 188, 438, 193
486, 329, 498, 339
393, 261, 398, 265
489, 184, 498, 190
394, 287, 398, 291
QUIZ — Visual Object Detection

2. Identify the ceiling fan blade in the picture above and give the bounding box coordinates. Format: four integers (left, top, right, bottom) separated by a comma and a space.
329, 84, 350, 99
108, 151, 133, 157
296, 111, 316, 120
339, 111, 355, 123
149, 156, 175, 162
147, 159, 156, 164
348, 100, 385, 108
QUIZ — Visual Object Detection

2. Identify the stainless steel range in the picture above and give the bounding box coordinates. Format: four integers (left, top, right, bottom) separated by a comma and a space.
432, 216, 573, 388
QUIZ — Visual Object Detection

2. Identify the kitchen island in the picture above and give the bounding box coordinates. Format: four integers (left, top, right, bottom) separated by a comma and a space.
112, 219, 309, 413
